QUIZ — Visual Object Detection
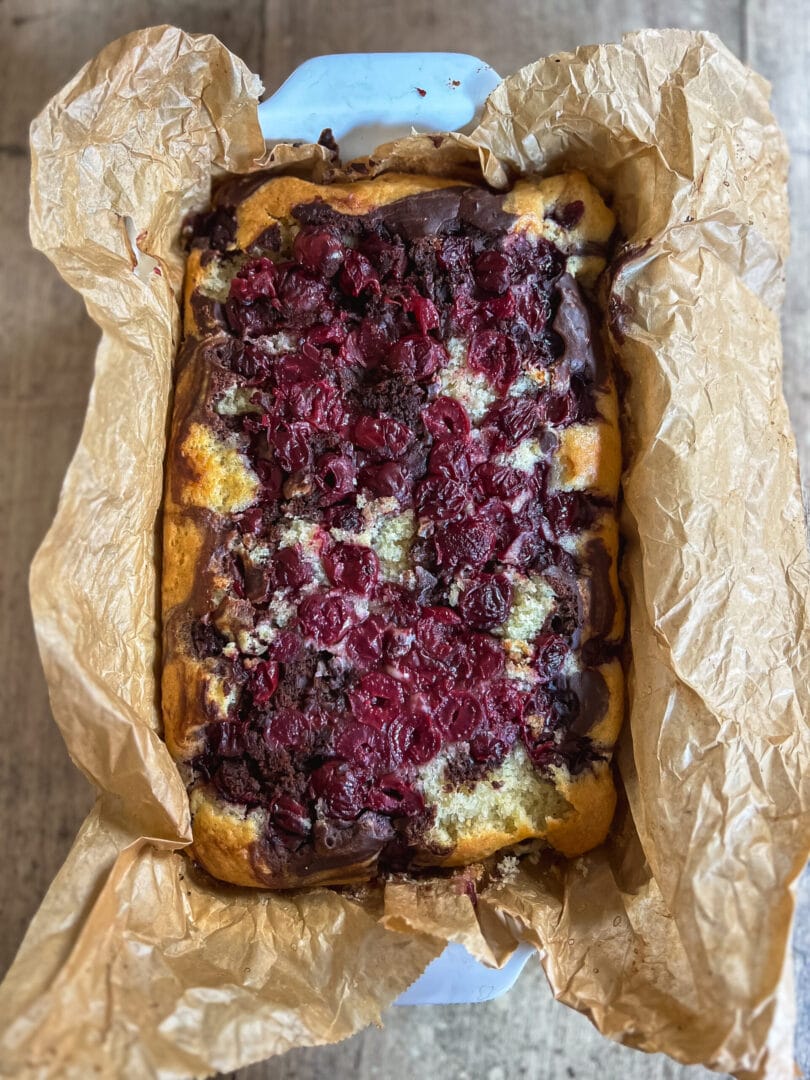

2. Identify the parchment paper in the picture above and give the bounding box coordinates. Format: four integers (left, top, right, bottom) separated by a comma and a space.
2, 23, 808, 1079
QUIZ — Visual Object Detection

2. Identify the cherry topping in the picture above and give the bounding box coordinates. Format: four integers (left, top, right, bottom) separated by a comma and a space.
534, 633, 569, 677
297, 591, 356, 645
275, 545, 314, 589
339, 250, 381, 297
468, 330, 520, 391
315, 452, 356, 502
360, 461, 411, 501
344, 616, 386, 670
365, 774, 424, 816
229, 257, 278, 302
270, 795, 312, 835
350, 672, 405, 728
386, 335, 446, 381
353, 414, 412, 457
247, 660, 279, 704
458, 573, 513, 630
387, 716, 442, 766
293, 226, 344, 277
434, 517, 496, 569
422, 397, 471, 442
309, 761, 369, 819
474, 250, 511, 294
267, 419, 312, 472
323, 542, 379, 595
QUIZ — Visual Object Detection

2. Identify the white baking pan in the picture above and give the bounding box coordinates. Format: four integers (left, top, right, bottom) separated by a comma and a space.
257, 52, 537, 1006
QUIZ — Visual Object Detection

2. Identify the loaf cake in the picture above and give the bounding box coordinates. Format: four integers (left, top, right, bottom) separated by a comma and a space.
162, 168, 624, 888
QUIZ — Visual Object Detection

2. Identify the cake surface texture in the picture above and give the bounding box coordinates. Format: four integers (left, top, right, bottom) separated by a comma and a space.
163, 168, 624, 888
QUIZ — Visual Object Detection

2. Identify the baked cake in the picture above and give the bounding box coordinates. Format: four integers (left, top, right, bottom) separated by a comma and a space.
162, 169, 623, 888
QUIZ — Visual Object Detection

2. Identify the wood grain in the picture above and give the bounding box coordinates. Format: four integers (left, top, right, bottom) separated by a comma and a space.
0, 2, 806, 1078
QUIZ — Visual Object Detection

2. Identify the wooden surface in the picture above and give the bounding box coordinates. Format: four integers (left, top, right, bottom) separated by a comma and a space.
1, 2, 807, 1078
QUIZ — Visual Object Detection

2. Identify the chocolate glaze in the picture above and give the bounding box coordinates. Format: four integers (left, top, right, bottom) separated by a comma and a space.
293, 185, 517, 243
552, 273, 607, 387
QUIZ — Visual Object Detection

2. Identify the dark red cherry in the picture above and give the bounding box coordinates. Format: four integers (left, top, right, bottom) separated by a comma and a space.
323, 542, 379, 595
349, 672, 405, 728
353, 415, 412, 457
386, 335, 446, 381
293, 226, 343, 277
534, 633, 569, 677
458, 573, 513, 629
387, 716, 442, 766
434, 517, 496, 569
468, 330, 520, 390
365, 774, 424, 816
315, 453, 356, 502
333, 722, 389, 771
229, 257, 278, 302
308, 761, 369, 819
360, 461, 410, 501
339, 250, 381, 297
247, 659, 279, 704
270, 795, 312, 836
274, 545, 314, 589
344, 616, 386, 670
297, 591, 355, 645
474, 250, 511, 294
422, 397, 471, 442
267, 419, 312, 472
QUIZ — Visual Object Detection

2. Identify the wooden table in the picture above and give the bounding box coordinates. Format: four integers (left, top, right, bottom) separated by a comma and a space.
1, 3, 806, 1078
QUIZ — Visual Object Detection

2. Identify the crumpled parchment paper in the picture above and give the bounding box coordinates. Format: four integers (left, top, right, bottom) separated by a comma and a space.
1, 23, 808, 1080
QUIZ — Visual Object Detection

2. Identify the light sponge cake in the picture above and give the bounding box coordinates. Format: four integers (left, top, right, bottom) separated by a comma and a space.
163, 168, 623, 888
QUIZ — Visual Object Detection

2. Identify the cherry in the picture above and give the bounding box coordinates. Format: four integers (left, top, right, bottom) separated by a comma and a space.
353, 415, 412, 457
468, 330, 520, 390
247, 660, 279, 704
534, 633, 569, 677
474, 250, 510, 294
265, 630, 304, 662
416, 475, 469, 519
270, 795, 312, 835
443, 694, 486, 740
359, 461, 411, 501
386, 335, 446, 381
350, 672, 405, 728
323, 542, 379, 595
422, 397, 471, 442
474, 462, 526, 500
265, 707, 315, 750
229, 257, 278, 302
434, 517, 496, 569
429, 441, 474, 483
279, 270, 330, 317
387, 716, 442, 766
339, 250, 381, 297
267, 419, 312, 472
402, 292, 440, 334
365, 774, 424, 816
315, 452, 356, 502
309, 761, 369, 819
334, 722, 389, 771
344, 617, 386, 669
274, 545, 314, 589
297, 591, 355, 645
458, 573, 513, 629
293, 226, 343, 277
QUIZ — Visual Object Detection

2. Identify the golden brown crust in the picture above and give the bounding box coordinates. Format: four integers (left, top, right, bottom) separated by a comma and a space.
164, 168, 624, 889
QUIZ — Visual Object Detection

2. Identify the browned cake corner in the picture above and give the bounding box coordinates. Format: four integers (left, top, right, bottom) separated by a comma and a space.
163, 168, 623, 889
